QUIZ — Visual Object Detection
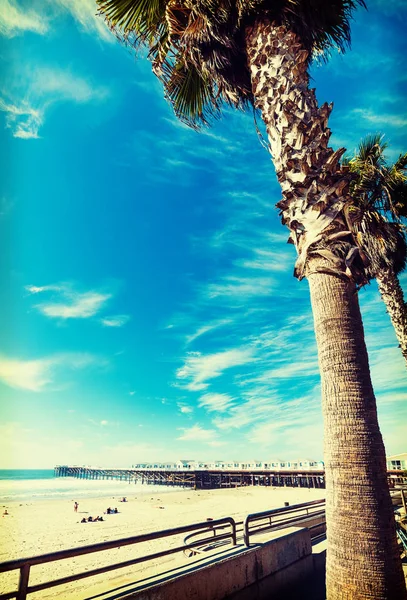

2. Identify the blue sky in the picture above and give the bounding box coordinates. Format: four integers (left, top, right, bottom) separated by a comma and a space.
0, 0, 406, 468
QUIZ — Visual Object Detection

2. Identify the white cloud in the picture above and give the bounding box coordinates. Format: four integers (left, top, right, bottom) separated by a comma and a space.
249, 421, 324, 458
1, 67, 108, 139
185, 319, 233, 345
351, 108, 407, 128
0, 353, 103, 391
238, 248, 293, 273
176, 348, 256, 391
0, 0, 112, 42
206, 276, 274, 299
177, 424, 220, 444
0, 99, 43, 139
253, 359, 320, 381
26, 283, 111, 319
38, 292, 110, 319
100, 420, 108, 426
25, 284, 63, 294
34, 67, 108, 103
0, 0, 48, 37
199, 393, 234, 413
100, 315, 130, 328
178, 404, 193, 414
54, 0, 112, 42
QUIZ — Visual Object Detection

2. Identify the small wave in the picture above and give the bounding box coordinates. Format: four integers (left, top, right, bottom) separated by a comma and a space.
0, 478, 188, 503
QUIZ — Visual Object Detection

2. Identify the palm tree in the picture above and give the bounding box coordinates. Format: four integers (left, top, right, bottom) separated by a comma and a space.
96, 2, 406, 597
344, 135, 407, 365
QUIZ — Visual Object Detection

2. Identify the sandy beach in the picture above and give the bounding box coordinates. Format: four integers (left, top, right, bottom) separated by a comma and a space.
0, 486, 324, 599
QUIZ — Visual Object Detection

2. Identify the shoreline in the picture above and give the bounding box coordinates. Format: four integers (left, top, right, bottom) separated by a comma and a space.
0, 484, 189, 505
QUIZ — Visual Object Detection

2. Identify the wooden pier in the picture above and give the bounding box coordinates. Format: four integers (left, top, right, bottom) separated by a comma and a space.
54, 465, 328, 489
54, 466, 406, 490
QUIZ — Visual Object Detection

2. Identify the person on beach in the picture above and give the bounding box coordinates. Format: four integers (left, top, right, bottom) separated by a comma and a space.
74, 502, 78, 512
81, 518, 87, 523
3, 509, 9, 516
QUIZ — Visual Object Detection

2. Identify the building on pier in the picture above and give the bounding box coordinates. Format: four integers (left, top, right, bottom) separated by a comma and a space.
387, 453, 407, 471
130, 458, 324, 471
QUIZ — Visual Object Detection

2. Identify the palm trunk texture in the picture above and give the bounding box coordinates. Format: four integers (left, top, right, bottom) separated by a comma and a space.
245, 20, 406, 600
309, 263, 405, 599
377, 268, 407, 366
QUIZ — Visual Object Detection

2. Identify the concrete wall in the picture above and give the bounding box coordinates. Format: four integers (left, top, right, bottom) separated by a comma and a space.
123, 527, 317, 600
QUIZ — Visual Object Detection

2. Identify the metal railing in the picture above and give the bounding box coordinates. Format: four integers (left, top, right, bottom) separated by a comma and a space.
397, 527, 407, 554
183, 520, 239, 557
0, 517, 236, 600
183, 500, 326, 555
244, 499, 326, 546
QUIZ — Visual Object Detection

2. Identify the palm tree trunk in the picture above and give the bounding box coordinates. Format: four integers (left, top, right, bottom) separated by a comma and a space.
308, 260, 406, 599
377, 267, 407, 366
245, 20, 406, 599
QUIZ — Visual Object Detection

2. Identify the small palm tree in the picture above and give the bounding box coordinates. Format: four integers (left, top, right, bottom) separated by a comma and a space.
97, 2, 406, 597
344, 135, 407, 365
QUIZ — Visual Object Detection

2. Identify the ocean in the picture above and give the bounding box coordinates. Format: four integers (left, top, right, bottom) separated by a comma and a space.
0, 470, 183, 503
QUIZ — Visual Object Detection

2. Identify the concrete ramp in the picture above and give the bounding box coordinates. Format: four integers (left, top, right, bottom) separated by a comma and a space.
115, 527, 321, 600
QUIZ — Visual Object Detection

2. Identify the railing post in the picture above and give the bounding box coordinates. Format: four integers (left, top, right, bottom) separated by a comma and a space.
231, 520, 237, 546
243, 516, 250, 547
17, 564, 30, 600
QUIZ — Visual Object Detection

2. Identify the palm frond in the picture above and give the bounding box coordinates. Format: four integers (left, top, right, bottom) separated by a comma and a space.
97, 0, 365, 126
355, 133, 386, 165
98, 0, 165, 37
394, 152, 407, 172
344, 134, 407, 278
360, 216, 407, 277
260, 0, 367, 59
164, 57, 221, 127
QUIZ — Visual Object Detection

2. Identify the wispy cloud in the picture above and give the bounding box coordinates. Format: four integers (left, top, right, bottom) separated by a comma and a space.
100, 315, 130, 328
206, 275, 275, 300
351, 108, 407, 128
0, 0, 111, 41
54, 0, 112, 42
186, 320, 233, 345
176, 348, 256, 392
0, 0, 48, 37
1, 67, 109, 139
177, 424, 224, 446
0, 353, 105, 391
0, 99, 43, 139
25, 284, 64, 294
26, 283, 111, 319
177, 403, 193, 414
199, 393, 235, 413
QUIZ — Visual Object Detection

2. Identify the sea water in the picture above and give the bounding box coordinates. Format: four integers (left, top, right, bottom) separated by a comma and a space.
0, 470, 185, 503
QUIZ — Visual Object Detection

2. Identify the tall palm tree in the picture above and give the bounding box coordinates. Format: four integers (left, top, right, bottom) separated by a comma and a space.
96, 2, 406, 597
344, 135, 407, 365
